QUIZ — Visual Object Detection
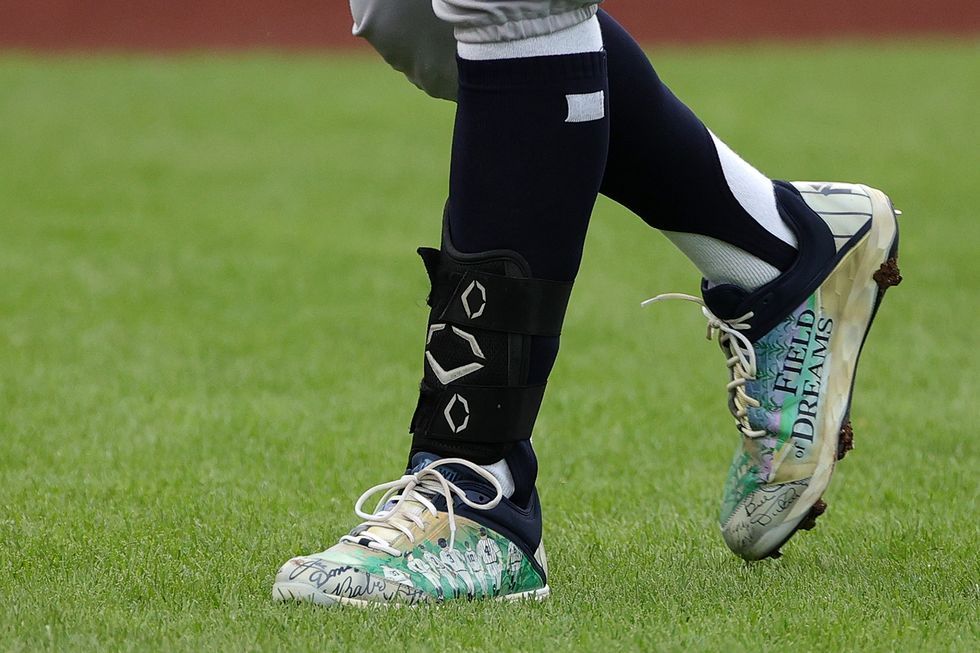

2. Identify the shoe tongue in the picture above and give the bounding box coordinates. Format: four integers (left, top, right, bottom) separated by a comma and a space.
408, 452, 491, 487
701, 279, 751, 320
350, 453, 455, 546
408, 451, 439, 474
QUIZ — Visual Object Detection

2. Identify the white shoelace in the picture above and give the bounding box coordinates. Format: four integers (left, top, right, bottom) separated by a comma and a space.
642, 293, 767, 439
338, 458, 503, 557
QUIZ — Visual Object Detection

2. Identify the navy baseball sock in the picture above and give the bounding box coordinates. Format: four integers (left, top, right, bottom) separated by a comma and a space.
597, 11, 798, 289
448, 49, 609, 383
410, 29, 609, 491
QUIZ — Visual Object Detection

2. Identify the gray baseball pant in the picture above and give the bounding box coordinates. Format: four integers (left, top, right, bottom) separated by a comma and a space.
349, 0, 602, 101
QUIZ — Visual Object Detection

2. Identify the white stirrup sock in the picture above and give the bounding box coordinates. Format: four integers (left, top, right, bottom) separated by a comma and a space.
711, 132, 797, 248
663, 231, 786, 290
667, 132, 798, 290
457, 15, 603, 60
481, 459, 515, 498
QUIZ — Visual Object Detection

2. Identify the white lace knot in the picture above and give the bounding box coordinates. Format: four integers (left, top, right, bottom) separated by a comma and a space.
339, 458, 503, 556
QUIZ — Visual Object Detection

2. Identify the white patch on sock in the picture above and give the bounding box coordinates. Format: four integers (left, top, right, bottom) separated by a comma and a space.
663, 231, 782, 290
566, 90, 605, 123
457, 15, 602, 60
709, 131, 798, 248
481, 459, 515, 499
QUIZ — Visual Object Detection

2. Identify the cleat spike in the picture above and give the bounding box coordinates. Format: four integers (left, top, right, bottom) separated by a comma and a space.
837, 420, 854, 460
873, 257, 902, 290
799, 499, 828, 531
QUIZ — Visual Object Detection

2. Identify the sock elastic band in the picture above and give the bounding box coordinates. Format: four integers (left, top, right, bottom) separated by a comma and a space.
457, 15, 602, 61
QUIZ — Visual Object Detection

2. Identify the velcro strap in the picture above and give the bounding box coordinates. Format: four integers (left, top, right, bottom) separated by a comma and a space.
419, 248, 572, 337
410, 381, 547, 444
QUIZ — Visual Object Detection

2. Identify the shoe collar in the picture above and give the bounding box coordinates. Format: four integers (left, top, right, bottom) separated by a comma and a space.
702, 181, 839, 341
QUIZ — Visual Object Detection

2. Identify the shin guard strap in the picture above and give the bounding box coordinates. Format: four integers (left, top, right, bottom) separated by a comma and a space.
410, 381, 546, 443
419, 248, 573, 337
411, 239, 564, 457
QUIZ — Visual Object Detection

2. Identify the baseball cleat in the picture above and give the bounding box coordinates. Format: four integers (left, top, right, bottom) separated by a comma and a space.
646, 180, 901, 560
273, 455, 549, 607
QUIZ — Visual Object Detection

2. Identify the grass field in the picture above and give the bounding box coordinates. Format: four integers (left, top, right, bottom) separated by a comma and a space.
1, 40, 978, 651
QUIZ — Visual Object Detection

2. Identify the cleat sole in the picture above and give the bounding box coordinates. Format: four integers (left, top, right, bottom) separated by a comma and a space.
272, 581, 549, 608
837, 420, 855, 460
798, 499, 827, 531
763, 499, 828, 559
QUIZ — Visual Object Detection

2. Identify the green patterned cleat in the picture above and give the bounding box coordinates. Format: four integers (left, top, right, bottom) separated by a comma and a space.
273, 456, 549, 606
647, 181, 901, 560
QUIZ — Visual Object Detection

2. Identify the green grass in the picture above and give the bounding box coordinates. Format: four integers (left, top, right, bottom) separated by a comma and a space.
1, 40, 978, 651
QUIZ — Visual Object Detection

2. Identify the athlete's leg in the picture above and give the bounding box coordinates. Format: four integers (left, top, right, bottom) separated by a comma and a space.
435, 4, 608, 462
596, 12, 795, 289
592, 13, 901, 560
275, 1, 607, 605
407, 0, 607, 566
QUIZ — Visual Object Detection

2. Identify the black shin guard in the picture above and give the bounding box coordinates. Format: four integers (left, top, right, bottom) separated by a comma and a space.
409, 224, 573, 464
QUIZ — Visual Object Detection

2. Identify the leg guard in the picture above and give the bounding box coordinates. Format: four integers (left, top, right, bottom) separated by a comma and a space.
409, 222, 573, 463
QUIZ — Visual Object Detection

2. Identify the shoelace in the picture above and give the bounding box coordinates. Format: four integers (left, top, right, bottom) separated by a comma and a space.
642, 293, 767, 439
338, 458, 503, 557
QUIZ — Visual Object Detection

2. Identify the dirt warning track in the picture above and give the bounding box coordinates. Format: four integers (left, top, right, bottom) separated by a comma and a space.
0, 0, 977, 50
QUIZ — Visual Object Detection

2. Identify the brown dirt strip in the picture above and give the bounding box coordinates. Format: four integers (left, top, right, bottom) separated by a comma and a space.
0, 0, 977, 51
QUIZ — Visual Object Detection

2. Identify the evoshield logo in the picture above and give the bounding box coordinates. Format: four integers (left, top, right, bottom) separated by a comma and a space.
444, 393, 470, 433
424, 324, 484, 434
424, 324, 485, 384
461, 280, 487, 319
